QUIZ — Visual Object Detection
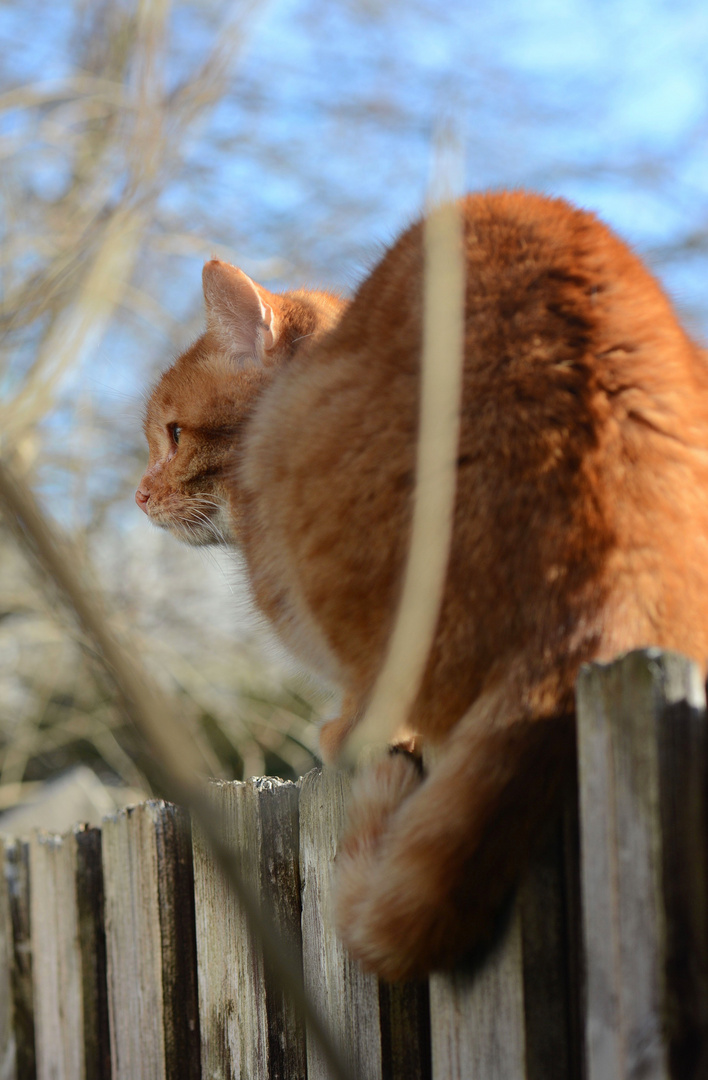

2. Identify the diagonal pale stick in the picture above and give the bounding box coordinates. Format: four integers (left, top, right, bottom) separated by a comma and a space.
346, 194, 466, 762
0, 459, 357, 1080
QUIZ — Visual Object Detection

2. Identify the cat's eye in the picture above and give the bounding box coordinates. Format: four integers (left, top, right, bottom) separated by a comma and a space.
171, 425, 182, 445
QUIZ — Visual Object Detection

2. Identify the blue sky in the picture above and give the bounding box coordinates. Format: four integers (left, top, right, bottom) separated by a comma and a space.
3, 0, 708, 429
4, 0, 707, 259
183, 0, 708, 314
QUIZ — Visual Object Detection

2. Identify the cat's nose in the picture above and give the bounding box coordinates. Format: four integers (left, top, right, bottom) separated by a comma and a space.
135, 488, 150, 513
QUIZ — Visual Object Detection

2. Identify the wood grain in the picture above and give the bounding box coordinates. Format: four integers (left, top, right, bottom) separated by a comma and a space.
29, 827, 110, 1079
30, 831, 84, 1080
429, 800, 581, 1080
3, 840, 35, 1080
429, 901, 526, 1080
2, 647, 705, 1079
192, 777, 305, 1080
0, 841, 16, 1080
577, 649, 708, 1080
102, 801, 200, 1080
299, 767, 384, 1080
74, 827, 111, 1080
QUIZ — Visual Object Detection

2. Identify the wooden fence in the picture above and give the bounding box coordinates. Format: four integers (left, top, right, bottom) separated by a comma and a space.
0, 649, 706, 1079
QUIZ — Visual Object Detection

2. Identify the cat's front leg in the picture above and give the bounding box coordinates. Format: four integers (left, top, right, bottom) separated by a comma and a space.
318, 693, 365, 763
318, 695, 423, 764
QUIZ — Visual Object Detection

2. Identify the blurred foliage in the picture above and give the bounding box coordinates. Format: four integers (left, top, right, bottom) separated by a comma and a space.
0, 0, 326, 808
1, 0, 708, 811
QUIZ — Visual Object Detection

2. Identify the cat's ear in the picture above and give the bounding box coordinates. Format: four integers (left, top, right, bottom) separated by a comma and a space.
202, 260, 279, 362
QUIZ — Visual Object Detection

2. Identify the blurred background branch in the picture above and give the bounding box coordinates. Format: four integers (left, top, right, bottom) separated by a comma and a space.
0, 0, 326, 824
1, 0, 708, 824
0, 454, 356, 1080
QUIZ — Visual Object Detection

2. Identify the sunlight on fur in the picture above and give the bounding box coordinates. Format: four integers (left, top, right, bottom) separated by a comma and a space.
139, 188, 708, 980
345, 196, 466, 762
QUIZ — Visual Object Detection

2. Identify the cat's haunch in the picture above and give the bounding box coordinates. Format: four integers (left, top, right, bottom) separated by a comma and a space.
139, 191, 708, 980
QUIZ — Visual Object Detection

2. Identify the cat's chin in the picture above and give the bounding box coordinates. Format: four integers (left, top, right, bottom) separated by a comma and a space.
150, 517, 223, 548
171, 523, 223, 548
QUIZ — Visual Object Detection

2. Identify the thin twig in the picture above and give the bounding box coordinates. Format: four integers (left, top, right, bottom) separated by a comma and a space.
346, 193, 466, 760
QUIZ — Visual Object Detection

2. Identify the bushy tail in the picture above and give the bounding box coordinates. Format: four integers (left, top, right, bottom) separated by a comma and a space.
334, 700, 575, 981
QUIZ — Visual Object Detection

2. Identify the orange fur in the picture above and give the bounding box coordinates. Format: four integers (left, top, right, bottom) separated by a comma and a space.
137, 264, 345, 545
139, 191, 708, 980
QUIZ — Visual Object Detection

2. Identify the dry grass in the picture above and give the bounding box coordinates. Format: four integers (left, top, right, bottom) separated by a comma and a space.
0, 445, 355, 1080
347, 131, 466, 761
0, 9, 348, 1071
0, 0, 321, 814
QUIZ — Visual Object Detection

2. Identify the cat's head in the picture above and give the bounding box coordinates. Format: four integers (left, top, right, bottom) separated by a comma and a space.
136, 261, 345, 546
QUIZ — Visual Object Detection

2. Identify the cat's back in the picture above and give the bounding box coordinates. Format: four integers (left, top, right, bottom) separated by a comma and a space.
247, 189, 703, 441
239, 191, 708, 700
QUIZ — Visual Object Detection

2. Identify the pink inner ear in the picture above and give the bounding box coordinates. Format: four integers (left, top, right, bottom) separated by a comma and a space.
261, 304, 276, 351
202, 261, 277, 360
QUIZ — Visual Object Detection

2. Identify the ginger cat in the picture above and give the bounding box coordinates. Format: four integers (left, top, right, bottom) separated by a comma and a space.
138, 191, 708, 981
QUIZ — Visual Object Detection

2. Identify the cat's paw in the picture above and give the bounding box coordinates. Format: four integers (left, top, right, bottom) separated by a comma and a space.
318, 697, 363, 763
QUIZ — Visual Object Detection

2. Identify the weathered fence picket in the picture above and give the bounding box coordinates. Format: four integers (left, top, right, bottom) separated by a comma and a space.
3, 840, 34, 1080
192, 777, 305, 1080
0, 649, 705, 1079
0, 840, 16, 1080
29, 825, 109, 1080
299, 767, 383, 1080
102, 800, 200, 1080
429, 808, 581, 1080
430, 906, 527, 1079
577, 650, 708, 1080
299, 767, 431, 1080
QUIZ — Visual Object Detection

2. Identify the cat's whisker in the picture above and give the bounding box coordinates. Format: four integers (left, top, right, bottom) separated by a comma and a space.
92, 409, 146, 428
189, 497, 224, 511
194, 541, 219, 570
186, 500, 232, 543
206, 523, 230, 547
187, 507, 217, 527
178, 510, 235, 591
84, 378, 144, 405
186, 507, 230, 548
187, 496, 224, 510
208, 524, 230, 546
184, 510, 212, 534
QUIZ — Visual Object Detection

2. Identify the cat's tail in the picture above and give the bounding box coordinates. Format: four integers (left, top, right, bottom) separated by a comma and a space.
333, 695, 575, 982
